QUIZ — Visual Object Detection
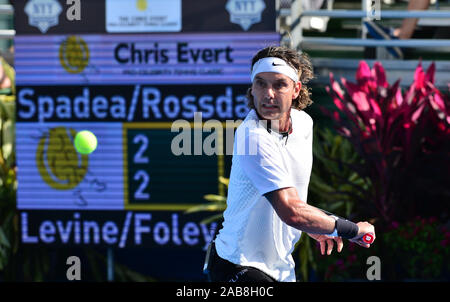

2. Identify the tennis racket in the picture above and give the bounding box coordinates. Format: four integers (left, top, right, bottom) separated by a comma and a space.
361, 232, 375, 244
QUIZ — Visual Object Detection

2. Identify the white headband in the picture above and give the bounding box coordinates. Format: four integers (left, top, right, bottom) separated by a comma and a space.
251, 57, 299, 83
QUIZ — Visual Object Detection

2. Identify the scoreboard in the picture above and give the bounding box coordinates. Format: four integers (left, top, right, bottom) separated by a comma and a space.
14, 0, 278, 280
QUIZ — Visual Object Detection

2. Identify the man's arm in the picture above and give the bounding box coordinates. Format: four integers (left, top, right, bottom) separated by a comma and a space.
264, 187, 335, 234
264, 187, 375, 243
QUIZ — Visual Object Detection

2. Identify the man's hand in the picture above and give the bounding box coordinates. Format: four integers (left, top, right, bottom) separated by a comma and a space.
349, 221, 376, 248
308, 233, 343, 255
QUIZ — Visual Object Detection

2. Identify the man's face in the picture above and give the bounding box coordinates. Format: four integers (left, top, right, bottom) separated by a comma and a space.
251, 72, 301, 121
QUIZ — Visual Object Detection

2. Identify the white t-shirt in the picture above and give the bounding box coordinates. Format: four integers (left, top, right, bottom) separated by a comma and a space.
215, 108, 314, 282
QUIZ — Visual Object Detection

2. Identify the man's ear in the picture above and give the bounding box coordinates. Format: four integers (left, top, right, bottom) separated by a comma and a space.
293, 81, 302, 99
248, 88, 257, 107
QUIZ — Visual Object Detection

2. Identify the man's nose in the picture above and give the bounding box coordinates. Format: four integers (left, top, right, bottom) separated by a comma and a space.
263, 86, 275, 99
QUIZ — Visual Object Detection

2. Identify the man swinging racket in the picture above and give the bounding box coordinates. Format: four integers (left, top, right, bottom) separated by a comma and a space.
204, 46, 376, 282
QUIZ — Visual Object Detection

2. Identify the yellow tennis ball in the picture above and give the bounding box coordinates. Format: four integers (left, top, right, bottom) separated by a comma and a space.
74, 130, 98, 155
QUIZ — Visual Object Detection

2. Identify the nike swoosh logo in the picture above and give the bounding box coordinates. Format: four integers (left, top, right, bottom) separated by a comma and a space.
272, 62, 284, 66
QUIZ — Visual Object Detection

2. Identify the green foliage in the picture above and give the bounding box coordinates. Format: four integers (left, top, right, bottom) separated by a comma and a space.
0, 61, 55, 281
0, 58, 56, 281
383, 217, 450, 279
84, 248, 156, 282
309, 127, 371, 220
1, 57, 14, 95
186, 176, 228, 225
312, 217, 450, 281
294, 232, 317, 282
0, 61, 17, 279
295, 127, 371, 281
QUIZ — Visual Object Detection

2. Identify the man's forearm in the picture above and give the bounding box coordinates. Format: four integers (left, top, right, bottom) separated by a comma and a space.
288, 201, 361, 240
285, 201, 337, 234
265, 187, 371, 242
265, 188, 342, 235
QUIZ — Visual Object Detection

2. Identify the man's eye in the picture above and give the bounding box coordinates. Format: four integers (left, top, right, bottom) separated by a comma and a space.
275, 83, 287, 89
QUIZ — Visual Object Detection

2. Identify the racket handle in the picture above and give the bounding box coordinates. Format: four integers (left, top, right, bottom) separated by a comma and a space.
362, 233, 374, 244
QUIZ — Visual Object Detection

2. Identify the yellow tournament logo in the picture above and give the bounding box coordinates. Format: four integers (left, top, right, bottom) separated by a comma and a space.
59, 36, 90, 74
136, 0, 148, 11
36, 127, 89, 190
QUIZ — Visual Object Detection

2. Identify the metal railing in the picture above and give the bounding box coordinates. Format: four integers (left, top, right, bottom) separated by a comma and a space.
280, 0, 450, 88
0, 4, 13, 15
0, 4, 14, 40
301, 37, 450, 48
289, 3, 450, 51
300, 9, 450, 19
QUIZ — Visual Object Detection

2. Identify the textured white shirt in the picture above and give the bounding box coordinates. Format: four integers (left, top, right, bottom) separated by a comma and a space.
215, 108, 314, 282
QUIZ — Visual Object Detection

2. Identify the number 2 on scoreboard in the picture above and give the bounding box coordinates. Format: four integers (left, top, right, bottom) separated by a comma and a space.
134, 170, 150, 200
133, 134, 150, 200
133, 134, 149, 164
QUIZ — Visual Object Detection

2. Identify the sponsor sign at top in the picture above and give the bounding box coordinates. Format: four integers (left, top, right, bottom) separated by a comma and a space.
106, 0, 182, 33
13, 0, 276, 34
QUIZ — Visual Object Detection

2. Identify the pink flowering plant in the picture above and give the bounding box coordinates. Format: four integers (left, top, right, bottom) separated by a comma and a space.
310, 61, 450, 281
323, 61, 450, 223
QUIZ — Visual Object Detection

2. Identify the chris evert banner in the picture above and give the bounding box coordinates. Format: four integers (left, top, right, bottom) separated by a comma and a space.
14, 33, 279, 85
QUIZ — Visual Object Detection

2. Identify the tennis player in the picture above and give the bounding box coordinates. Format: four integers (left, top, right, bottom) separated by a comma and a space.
205, 46, 376, 282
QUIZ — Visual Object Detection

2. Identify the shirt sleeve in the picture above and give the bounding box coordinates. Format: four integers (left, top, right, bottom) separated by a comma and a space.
239, 131, 295, 196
